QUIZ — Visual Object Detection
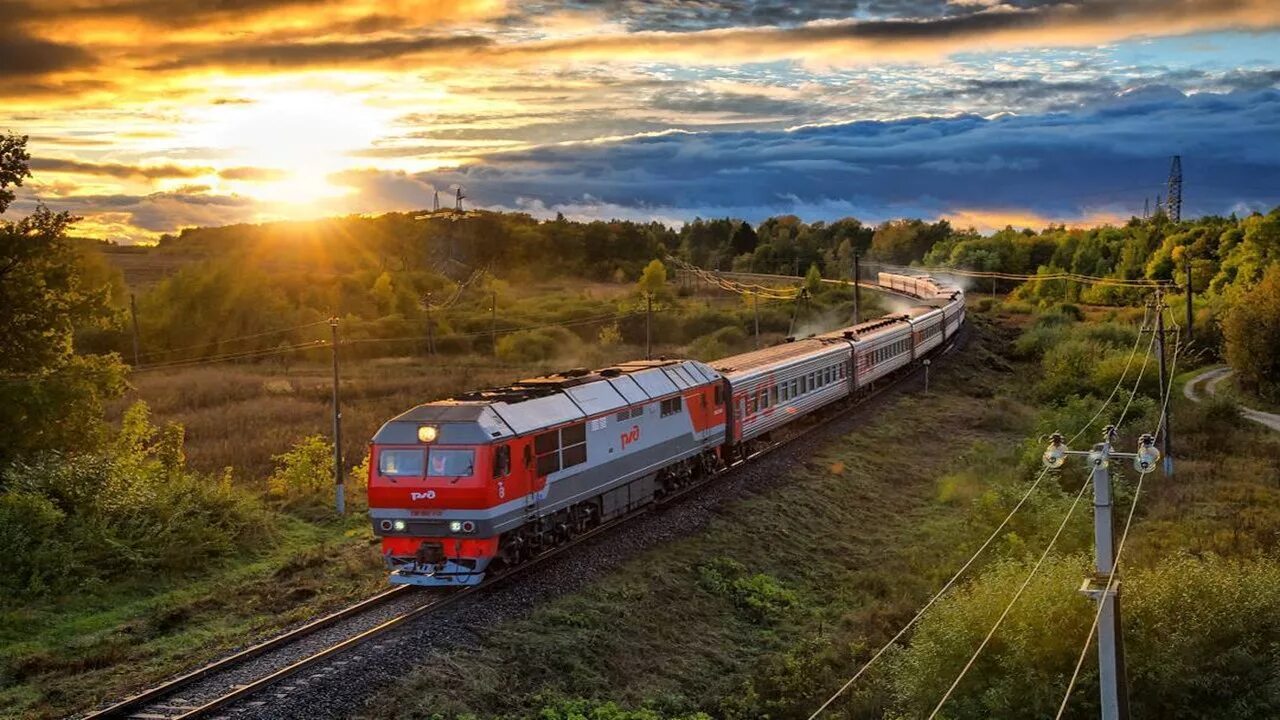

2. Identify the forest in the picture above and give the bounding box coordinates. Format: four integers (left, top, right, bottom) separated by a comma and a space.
3, 131, 1280, 719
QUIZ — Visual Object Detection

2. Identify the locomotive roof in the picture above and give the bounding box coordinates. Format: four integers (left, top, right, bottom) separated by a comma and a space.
373, 358, 720, 444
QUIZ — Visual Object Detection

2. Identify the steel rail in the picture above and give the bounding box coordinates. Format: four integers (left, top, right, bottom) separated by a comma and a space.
83, 585, 412, 719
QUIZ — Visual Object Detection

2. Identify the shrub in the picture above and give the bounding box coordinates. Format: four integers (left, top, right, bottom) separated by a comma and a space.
268, 434, 334, 509
497, 326, 580, 364
697, 557, 799, 623
0, 402, 271, 597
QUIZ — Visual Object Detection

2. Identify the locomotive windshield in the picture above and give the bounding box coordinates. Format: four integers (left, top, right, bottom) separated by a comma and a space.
379, 449, 424, 476
428, 448, 475, 477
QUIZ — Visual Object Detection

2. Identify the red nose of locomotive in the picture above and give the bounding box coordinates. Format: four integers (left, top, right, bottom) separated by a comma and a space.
368, 404, 515, 586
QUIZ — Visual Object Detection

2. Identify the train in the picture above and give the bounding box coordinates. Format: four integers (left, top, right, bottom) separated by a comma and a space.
366, 271, 965, 587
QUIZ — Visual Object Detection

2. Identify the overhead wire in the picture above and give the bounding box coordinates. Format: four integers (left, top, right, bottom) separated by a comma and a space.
133, 320, 330, 362
926, 475, 1095, 719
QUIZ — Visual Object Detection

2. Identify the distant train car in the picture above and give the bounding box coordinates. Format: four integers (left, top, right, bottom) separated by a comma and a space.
368, 271, 964, 587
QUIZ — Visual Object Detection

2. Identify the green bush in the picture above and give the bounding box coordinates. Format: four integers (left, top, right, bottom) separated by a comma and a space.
536, 697, 712, 720
698, 557, 799, 622
268, 434, 335, 510
0, 403, 271, 597
497, 326, 580, 363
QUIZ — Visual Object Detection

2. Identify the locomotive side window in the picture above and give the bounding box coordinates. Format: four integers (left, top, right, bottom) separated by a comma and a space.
379, 449, 424, 476
534, 429, 560, 476
494, 445, 510, 478
714, 384, 724, 406
561, 422, 587, 468
660, 396, 683, 416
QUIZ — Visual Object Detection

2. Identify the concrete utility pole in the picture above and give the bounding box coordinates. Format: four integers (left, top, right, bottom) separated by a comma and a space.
1044, 428, 1161, 720
645, 293, 653, 360
1154, 290, 1173, 476
753, 292, 761, 349
1185, 261, 1194, 344
330, 317, 345, 516
852, 252, 861, 325
129, 293, 142, 366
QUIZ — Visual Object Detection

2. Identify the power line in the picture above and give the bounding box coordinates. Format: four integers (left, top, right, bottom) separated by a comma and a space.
926, 475, 1094, 719
134, 320, 330, 362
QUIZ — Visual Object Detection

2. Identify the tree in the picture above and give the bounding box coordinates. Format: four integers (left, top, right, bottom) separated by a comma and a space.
637, 258, 668, 298
0, 140, 126, 467
1223, 263, 1280, 402
0, 132, 31, 214
804, 262, 823, 294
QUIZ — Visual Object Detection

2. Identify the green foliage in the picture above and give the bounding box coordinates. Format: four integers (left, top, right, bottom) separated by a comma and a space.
0, 131, 31, 214
267, 434, 335, 508
637, 259, 668, 298
536, 697, 712, 720
888, 555, 1280, 720
1223, 263, 1280, 402
697, 557, 799, 623
804, 262, 823, 293
0, 403, 271, 597
497, 326, 580, 364
0, 206, 127, 465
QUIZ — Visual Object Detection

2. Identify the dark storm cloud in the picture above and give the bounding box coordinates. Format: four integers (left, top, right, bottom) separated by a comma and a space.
146, 33, 493, 71
30, 157, 210, 179
0, 31, 96, 77
384, 89, 1280, 223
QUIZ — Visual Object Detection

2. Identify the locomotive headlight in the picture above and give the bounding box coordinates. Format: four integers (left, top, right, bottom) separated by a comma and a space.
417, 425, 438, 443
393, 520, 407, 532
449, 520, 462, 533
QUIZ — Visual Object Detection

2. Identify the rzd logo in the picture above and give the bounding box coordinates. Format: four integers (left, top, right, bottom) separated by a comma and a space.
410, 490, 436, 501
620, 425, 641, 449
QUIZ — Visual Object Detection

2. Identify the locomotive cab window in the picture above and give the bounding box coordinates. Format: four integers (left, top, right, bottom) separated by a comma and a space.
427, 448, 474, 477
379, 449, 424, 477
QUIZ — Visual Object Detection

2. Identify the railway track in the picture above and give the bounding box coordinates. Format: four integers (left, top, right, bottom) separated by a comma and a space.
84, 328, 964, 720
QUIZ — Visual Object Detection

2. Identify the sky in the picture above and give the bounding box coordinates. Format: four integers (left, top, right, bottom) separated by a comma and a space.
3, 0, 1279, 243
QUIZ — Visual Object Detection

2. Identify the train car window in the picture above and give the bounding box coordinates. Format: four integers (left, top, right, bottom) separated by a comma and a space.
714, 384, 725, 406
561, 422, 586, 447
770, 386, 778, 405
428, 448, 475, 477
747, 395, 757, 414
779, 384, 788, 402
790, 379, 799, 397
379, 449, 424, 477
660, 397, 683, 416
494, 445, 510, 478
534, 430, 559, 456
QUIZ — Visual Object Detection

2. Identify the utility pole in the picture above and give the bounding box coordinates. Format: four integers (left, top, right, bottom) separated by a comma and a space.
432, 190, 440, 213
129, 293, 142, 366
645, 292, 653, 360
330, 317, 345, 516
753, 292, 761, 349
852, 252, 861, 325
1143, 197, 1149, 220
1154, 290, 1173, 476
1185, 261, 1194, 344
490, 290, 497, 357
1044, 428, 1153, 720
922, 359, 931, 394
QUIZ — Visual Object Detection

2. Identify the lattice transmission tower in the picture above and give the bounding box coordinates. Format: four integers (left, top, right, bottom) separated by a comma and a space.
1166, 155, 1182, 222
